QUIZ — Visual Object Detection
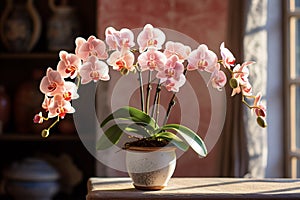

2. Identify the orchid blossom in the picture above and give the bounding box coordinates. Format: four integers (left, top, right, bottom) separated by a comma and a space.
105, 27, 135, 51
57, 51, 81, 79
107, 50, 135, 74
137, 24, 166, 52
47, 94, 75, 119
208, 64, 227, 91
220, 42, 236, 69
157, 55, 186, 92
253, 93, 267, 118
79, 55, 110, 84
75, 36, 108, 61
40, 67, 65, 97
138, 47, 167, 72
164, 41, 191, 61
187, 44, 218, 72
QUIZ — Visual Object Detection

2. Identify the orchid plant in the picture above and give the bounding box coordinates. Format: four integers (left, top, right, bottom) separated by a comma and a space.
34, 24, 267, 157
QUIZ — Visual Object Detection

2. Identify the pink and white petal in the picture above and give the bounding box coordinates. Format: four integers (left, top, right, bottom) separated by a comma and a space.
57, 60, 68, 78
75, 37, 86, 55
93, 39, 108, 59
231, 87, 241, 96
211, 70, 227, 91
120, 28, 135, 49
79, 62, 93, 84
137, 51, 149, 71
94, 60, 110, 81
107, 51, 121, 70
220, 42, 236, 68
64, 81, 79, 99
105, 27, 118, 50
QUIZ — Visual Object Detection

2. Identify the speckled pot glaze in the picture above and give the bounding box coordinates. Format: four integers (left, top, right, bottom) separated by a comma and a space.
125, 146, 176, 190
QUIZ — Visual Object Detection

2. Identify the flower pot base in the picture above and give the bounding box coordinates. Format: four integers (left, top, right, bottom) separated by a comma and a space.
133, 184, 165, 191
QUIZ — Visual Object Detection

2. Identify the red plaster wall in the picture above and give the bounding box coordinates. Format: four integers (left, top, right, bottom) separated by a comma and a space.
96, 0, 229, 177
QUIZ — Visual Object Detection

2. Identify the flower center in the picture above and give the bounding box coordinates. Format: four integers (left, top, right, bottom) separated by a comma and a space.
197, 59, 208, 69
116, 60, 126, 71
65, 65, 77, 76
90, 71, 100, 80
48, 83, 57, 92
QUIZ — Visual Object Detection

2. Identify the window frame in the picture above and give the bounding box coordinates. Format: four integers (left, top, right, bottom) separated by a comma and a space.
283, 0, 300, 178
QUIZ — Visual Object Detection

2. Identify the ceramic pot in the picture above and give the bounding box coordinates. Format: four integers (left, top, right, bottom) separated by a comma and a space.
3, 158, 60, 200
0, 0, 41, 52
125, 146, 176, 190
47, 0, 81, 51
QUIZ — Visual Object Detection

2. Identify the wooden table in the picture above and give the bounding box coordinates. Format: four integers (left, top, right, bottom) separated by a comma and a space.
86, 177, 300, 200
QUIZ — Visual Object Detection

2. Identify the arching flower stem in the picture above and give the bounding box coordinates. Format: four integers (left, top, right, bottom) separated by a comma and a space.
151, 80, 161, 118
242, 95, 261, 110
137, 66, 145, 112
41, 116, 60, 138
145, 70, 152, 114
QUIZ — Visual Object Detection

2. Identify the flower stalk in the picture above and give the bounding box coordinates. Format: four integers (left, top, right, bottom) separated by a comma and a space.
145, 71, 153, 114
137, 68, 145, 112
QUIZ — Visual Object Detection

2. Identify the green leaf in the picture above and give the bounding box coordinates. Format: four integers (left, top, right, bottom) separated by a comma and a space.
100, 106, 158, 130
161, 124, 207, 157
97, 122, 152, 150
155, 131, 189, 151
124, 123, 152, 137
96, 124, 126, 150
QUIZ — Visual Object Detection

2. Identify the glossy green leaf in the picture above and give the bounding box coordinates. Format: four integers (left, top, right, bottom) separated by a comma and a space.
155, 131, 189, 151
100, 106, 158, 130
161, 124, 207, 157
124, 123, 152, 137
96, 124, 126, 150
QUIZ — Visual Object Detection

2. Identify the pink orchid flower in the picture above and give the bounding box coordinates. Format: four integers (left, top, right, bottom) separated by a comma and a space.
79, 55, 110, 84
57, 51, 81, 79
63, 81, 79, 100
157, 55, 184, 81
164, 75, 186, 92
253, 93, 267, 117
137, 24, 166, 53
208, 64, 227, 91
241, 82, 253, 96
220, 42, 236, 69
231, 81, 252, 96
156, 55, 186, 92
75, 36, 108, 61
187, 44, 218, 72
47, 94, 75, 119
164, 41, 191, 61
232, 61, 254, 86
107, 50, 135, 72
40, 68, 65, 97
138, 48, 167, 72
105, 27, 135, 51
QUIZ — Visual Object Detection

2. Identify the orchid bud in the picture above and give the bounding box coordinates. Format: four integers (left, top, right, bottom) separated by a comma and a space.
229, 78, 239, 89
33, 112, 43, 124
41, 129, 50, 138
120, 68, 129, 75
256, 116, 267, 128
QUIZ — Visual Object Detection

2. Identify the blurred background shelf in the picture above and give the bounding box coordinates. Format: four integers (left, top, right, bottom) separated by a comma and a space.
0, 52, 58, 60
0, 133, 80, 141
0, 0, 98, 199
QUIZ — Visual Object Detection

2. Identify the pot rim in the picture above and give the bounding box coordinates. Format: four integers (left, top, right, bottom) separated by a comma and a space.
125, 146, 177, 152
